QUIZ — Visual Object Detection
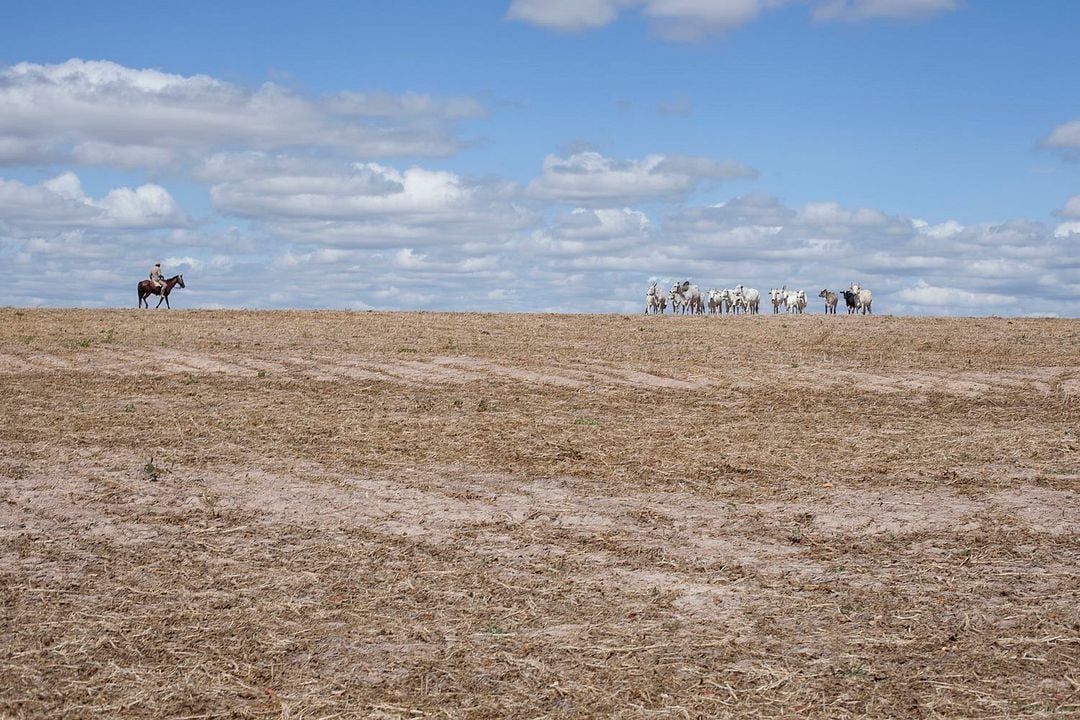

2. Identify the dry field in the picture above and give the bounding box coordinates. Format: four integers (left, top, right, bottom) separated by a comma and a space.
1, 308, 1078, 719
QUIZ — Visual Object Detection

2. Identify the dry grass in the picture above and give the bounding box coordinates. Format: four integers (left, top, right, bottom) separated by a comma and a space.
1, 308, 1078, 718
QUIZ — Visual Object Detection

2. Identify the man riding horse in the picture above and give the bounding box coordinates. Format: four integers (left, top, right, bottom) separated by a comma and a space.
149, 262, 165, 291
138, 263, 185, 308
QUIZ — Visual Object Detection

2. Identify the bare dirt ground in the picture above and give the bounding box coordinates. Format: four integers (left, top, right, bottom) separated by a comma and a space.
1, 308, 1078, 718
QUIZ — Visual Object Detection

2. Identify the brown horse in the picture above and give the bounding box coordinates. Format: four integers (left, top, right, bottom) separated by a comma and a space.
138, 274, 185, 308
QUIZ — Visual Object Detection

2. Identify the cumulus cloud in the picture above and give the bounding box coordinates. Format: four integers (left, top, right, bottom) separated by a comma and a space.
506, 0, 629, 31
200, 152, 534, 249
0, 172, 186, 231
1043, 120, 1080, 160
813, 0, 961, 21
526, 151, 756, 205
1054, 222, 1080, 239
0, 59, 485, 169
523, 207, 652, 256
4, 181, 1078, 315
521, 195, 1079, 315
896, 280, 1018, 309
507, 0, 958, 37
1058, 195, 1080, 219
323, 91, 487, 120
508, 0, 787, 36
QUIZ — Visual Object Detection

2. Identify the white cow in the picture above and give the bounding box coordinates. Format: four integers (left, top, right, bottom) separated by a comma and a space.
794, 290, 807, 314
717, 288, 738, 314
850, 283, 873, 315
668, 290, 682, 315
707, 289, 724, 314
769, 287, 785, 314
734, 285, 760, 315
645, 282, 663, 315
783, 289, 807, 314
671, 281, 704, 315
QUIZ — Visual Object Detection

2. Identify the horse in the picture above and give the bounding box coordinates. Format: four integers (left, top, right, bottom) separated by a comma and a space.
138, 274, 185, 308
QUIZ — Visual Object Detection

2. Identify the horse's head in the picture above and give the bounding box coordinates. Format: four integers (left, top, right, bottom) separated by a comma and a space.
177, 274, 186, 288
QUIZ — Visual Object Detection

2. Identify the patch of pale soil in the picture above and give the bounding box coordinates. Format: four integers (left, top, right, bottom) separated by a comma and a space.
431, 356, 586, 388
10, 352, 72, 371
607, 567, 752, 623
757, 488, 987, 536
275, 356, 386, 382
590, 365, 711, 391
984, 485, 1080, 535
353, 357, 484, 384
0, 352, 34, 373
126, 348, 255, 376
806, 367, 993, 397
3, 446, 1077, 634
805, 365, 1080, 398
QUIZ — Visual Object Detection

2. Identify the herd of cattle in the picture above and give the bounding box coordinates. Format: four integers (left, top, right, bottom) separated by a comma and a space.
646, 281, 874, 315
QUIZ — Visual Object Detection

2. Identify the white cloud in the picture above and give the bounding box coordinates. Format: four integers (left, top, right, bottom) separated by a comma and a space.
507, 0, 957, 36
200, 153, 533, 249
0, 161, 1074, 316
526, 151, 755, 204
1043, 120, 1080, 152
794, 201, 895, 230
0, 59, 485, 169
506, 0, 628, 31
323, 91, 487, 120
913, 218, 964, 239
72, 141, 178, 169
206, 153, 502, 219
1054, 222, 1080, 238
0, 172, 186, 230
524, 207, 652, 255
508, 0, 786, 36
896, 280, 1018, 309
645, 0, 778, 39
1058, 195, 1080, 219
813, 0, 961, 21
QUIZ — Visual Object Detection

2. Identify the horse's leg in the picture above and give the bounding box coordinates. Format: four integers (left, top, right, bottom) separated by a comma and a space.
164, 295, 170, 309
156, 294, 164, 308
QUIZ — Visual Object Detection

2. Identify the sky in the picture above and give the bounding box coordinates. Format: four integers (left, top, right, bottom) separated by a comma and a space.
0, 0, 1078, 315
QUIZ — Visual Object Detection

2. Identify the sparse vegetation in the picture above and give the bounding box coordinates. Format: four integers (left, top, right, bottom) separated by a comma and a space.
0, 308, 1077, 718
143, 458, 164, 481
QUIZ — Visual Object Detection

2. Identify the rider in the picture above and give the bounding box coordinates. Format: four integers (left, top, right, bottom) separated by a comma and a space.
149, 262, 165, 291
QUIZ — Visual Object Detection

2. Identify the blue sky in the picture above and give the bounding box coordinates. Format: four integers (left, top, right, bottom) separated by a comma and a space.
0, 1, 1078, 314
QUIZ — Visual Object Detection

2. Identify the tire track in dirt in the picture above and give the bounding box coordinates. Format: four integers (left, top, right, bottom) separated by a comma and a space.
0, 352, 34, 373
6, 447, 1076, 629
1, 347, 1071, 402
431, 356, 587, 388
784, 364, 1076, 398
